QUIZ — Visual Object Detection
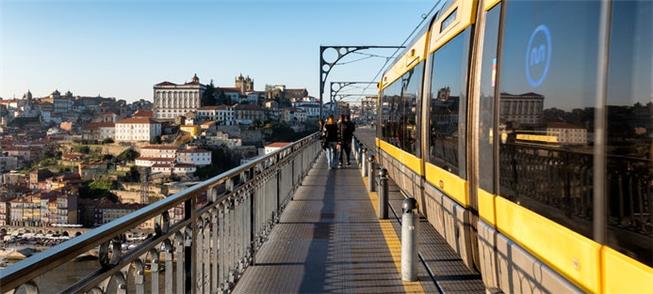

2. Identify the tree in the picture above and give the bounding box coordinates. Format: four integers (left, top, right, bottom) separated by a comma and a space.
201, 80, 217, 106
102, 138, 114, 144
117, 148, 139, 162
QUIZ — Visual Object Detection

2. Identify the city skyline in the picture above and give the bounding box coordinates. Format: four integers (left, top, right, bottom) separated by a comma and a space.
0, 0, 434, 101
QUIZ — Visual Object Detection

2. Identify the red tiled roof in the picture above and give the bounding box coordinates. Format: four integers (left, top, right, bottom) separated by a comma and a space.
133, 110, 154, 117
220, 87, 242, 93
178, 148, 209, 153
141, 145, 178, 150
116, 117, 157, 124
155, 81, 177, 86
87, 122, 115, 129
199, 105, 231, 110
266, 142, 290, 148
136, 157, 176, 162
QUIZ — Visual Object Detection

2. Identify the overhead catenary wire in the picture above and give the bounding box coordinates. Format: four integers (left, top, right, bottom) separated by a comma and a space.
359, 0, 444, 97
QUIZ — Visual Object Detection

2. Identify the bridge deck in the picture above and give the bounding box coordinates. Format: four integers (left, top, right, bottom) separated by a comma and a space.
233, 155, 437, 293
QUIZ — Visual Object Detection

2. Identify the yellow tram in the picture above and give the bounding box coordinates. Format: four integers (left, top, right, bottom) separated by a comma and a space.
375, 0, 652, 293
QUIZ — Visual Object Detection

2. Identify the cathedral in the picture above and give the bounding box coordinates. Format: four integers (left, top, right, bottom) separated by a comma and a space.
235, 74, 254, 93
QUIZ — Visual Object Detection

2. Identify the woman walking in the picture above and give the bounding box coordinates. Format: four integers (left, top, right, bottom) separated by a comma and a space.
323, 115, 340, 169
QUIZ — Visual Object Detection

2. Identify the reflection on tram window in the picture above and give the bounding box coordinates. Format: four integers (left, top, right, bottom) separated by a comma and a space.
400, 62, 424, 156
380, 80, 402, 147
606, 1, 653, 266
429, 29, 470, 177
478, 5, 501, 193
498, 1, 600, 238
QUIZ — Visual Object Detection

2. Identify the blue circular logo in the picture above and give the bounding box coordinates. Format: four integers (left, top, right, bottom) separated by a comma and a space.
525, 24, 552, 88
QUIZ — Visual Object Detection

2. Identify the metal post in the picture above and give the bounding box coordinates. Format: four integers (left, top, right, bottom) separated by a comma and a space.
377, 168, 388, 219
401, 198, 418, 282
367, 155, 376, 192
361, 149, 368, 177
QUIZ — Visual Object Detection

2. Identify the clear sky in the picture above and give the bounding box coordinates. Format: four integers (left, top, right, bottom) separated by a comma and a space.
0, 0, 434, 101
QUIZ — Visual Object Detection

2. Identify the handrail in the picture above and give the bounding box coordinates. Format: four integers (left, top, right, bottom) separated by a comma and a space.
1, 132, 321, 293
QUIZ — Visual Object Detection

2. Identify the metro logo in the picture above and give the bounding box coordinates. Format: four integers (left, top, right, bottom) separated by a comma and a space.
525, 24, 552, 88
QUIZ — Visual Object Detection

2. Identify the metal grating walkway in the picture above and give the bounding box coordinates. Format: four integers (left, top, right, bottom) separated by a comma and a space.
233, 155, 437, 293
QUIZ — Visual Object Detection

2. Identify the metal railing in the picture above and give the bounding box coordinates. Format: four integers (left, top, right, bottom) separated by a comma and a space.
1, 133, 321, 294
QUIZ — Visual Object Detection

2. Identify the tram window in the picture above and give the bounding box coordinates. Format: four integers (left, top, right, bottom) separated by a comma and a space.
498, 1, 600, 238
429, 29, 471, 177
606, 1, 653, 266
380, 80, 402, 147
400, 62, 424, 156
478, 4, 501, 193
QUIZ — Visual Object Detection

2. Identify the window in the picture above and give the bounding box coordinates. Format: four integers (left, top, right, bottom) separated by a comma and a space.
498, 1, 600, 238
429, 29, 471, 177
379, 62, 423, 157
478, 5, 501, 193
379, 80, 402, 147
606, 1, 653, 266
400, 62, 424, 156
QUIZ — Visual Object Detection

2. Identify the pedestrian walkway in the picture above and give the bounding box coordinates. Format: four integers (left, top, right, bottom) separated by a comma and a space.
233, 155, 437, 293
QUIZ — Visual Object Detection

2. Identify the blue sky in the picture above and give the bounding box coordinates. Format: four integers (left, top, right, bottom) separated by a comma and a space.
0, 0, 434, 101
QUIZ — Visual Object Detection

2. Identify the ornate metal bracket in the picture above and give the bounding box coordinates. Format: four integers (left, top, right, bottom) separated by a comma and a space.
319, 46, 404, 118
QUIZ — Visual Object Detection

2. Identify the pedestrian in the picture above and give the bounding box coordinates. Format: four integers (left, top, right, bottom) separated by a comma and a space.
318, 118, 326, 151
339, 114, 355, 166
323, 115, 340, 169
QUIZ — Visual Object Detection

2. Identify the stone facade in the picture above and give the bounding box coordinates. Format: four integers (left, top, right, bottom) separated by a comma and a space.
153, 74, 206, 119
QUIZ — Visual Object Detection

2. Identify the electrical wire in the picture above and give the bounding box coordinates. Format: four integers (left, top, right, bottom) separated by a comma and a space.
359, 0, 445, 96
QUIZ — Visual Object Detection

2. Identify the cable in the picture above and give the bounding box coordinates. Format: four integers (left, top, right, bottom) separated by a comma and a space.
359, 0, 445, 96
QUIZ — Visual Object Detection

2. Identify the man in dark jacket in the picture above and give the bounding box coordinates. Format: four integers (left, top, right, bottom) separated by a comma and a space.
339, 115, 355, 166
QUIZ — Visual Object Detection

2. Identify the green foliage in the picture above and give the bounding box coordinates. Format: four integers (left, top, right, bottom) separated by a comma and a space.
117, 148, 139, 162
201, 80, 217, 106
264, 121, 317, 142
75, 145, 91, 154
194, 147, 242, 180
79, 179, 117, 199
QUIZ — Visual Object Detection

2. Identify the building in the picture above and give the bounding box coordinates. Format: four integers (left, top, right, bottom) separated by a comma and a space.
546, 122, 588, 145
295, 102, 320, 119
153, 74, 206, 119
282, 108, 308, 123
234, 104, 266, 123
85, 122, 115, 141
0, 156, 18, 172
151, 163, 196, 175
361, 96, 378, 122
0, 199, 12, 226
180, 124, 201, 137
93, 201, 152, 229
500, 92, 544, 127
114, 117, 161, 142
197, 105, 236, 125
139, 145, 177, 158
135, 157, 176, 167
264, 142, 290, 154
235, 74, 254, 93
177, 147, 211, 167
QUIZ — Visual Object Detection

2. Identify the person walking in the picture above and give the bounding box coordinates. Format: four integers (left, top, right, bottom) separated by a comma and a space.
338, 114, 354, 166
324, 115, 340, 169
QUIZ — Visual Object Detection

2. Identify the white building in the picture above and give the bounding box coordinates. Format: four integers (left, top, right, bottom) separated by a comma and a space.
86, 122, 115, 141
197, 105, 235, 125
114, 117, 161, 143
153, 74, 206, 119
546, 122, 588, 145
151, 163, 196, 175
264, 142, 290, 155
295, 102, 320, 119
139, 145, 178, 159
177, 148, 211, 167
135, 157, 176, 167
